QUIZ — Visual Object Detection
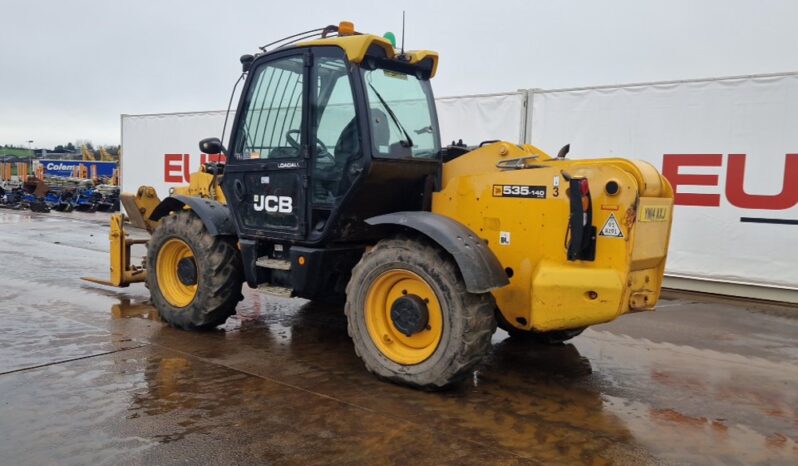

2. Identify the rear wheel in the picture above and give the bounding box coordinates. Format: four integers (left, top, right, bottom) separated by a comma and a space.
147, 210, 243, 330
496, 312, 585, 344
345, 237, 496, 390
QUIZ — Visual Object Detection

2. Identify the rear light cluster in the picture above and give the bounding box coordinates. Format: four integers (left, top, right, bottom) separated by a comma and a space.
578, 178, 590, 195
578, 178, 590, 211
566, 176, 596, 261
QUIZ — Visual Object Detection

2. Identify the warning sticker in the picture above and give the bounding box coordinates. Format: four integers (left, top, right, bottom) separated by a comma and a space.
499, 231, 511, 245
599, 213, 624, 238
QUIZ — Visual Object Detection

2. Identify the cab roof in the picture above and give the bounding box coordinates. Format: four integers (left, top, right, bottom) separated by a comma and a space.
297, 34, 439, 78
256, 23, 439, 79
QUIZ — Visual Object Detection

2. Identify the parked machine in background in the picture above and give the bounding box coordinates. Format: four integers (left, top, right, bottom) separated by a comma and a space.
0, 176, 120, 213
85, 22, 674, 389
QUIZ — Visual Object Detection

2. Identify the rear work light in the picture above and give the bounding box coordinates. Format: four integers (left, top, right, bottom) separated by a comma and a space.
565, 176, 596, 261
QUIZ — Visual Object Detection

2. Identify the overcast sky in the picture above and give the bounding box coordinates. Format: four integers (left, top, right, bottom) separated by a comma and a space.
2, 0, 798, 148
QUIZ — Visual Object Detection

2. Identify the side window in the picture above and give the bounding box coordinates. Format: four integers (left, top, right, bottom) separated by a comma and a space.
362, 68, 440, 159
311, 54, 359, 205
316, 65, 357, 153
234, 56, 304, 159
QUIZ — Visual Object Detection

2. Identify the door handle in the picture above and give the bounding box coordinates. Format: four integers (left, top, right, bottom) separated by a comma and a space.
233, 179, 245, 200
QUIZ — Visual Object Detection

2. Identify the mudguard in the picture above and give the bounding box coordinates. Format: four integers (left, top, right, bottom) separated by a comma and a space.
366, 211, 509, 293
149, 195, 236, 236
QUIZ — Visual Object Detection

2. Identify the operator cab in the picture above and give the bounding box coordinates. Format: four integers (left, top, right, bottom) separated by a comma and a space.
220, 27, 441, 247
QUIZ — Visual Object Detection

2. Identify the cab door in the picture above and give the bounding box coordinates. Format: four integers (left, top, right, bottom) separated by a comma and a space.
222, 51, 310, 240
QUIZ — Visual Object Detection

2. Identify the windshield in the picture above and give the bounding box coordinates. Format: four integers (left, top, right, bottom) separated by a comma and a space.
361, 68, 440, 159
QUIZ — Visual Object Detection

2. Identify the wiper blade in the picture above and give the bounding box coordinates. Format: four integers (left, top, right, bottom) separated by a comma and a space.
368, 83, 414, 148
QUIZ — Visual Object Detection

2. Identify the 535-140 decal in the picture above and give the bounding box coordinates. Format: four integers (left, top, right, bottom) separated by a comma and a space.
492, 185, 547, 199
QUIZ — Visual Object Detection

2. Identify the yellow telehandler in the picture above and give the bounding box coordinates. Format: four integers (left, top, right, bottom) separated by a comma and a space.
85, 22, 673, 389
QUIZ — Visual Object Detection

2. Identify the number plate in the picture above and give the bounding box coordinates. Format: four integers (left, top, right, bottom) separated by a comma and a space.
492, 185, 547, 199
639, 204, 671, 222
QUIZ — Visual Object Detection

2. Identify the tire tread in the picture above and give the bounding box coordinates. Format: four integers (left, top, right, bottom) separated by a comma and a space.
146, 211, 243, 330
345, 236, 496, 390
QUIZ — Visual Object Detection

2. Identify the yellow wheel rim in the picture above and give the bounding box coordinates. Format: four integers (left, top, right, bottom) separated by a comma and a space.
156, 238, 198, 308
365, 269, 443, 365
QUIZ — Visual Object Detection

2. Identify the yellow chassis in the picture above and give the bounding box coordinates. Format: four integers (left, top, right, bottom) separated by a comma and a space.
84, 146, 673, 334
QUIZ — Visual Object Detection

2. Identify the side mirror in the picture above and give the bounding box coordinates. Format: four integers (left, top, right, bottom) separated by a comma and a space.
240, 54, 254, 72
199, 137, 224, 155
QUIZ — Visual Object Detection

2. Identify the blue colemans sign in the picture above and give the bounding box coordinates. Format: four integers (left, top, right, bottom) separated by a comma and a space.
39, 160, 117, 178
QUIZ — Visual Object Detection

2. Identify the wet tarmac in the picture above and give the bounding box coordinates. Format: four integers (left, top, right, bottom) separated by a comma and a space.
1, 210, 796, 465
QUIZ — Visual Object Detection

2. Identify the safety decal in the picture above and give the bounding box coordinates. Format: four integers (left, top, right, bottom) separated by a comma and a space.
383, 69, 408, 80
599, 213, 624, 238
499, 231, 511, 245
492, 185, 547, 199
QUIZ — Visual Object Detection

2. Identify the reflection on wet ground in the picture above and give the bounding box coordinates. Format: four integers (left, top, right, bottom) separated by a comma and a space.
112, 299, 160, 321
1, 210, 797, 465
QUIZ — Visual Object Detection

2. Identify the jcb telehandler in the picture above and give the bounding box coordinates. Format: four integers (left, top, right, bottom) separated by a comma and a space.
86, 22, 674, 389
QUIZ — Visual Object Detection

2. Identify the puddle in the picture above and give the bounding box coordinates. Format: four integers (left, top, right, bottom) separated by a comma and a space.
1, 209, 796, 465
111, 299, 161, 322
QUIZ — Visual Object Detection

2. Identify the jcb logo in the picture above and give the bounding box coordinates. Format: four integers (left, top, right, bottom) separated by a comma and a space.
253, 195, 293, 213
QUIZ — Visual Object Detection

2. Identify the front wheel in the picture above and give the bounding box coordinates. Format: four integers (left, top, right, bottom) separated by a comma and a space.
345, 237, 496, 390
146, 210, 243, 330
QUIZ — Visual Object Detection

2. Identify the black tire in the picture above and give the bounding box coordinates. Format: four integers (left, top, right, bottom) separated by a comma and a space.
345, 236, 496, 390
147, 210, 243, 330
496, 311, 585, 344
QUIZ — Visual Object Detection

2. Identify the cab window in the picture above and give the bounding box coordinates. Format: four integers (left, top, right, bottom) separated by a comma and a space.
311, 53, 360, 205
362, 68, 440, 159
233, 55, 305, 159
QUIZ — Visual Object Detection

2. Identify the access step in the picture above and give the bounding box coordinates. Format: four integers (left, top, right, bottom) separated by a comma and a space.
257, 284, 293, 298
255, 257, 292, 270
